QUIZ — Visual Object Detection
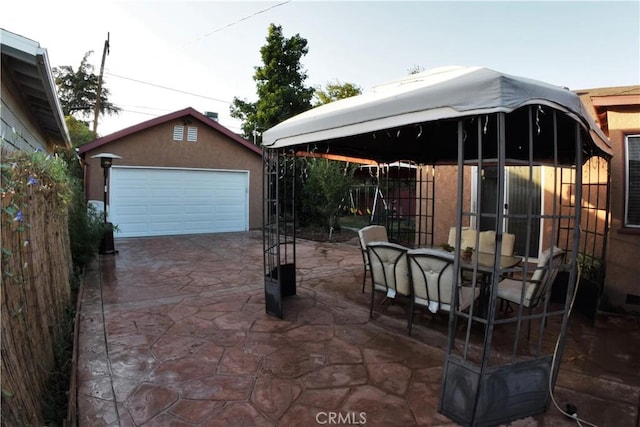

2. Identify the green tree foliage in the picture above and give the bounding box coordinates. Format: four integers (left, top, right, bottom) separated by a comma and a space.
313, 80, 362, 106
230, 24, 314, 143
408, 64, 425, 75
53, 51, 120, 121
299, 158, 356, 229
52, 145, 108, 269
298, 79, 362, 229
65, 116, 94, 147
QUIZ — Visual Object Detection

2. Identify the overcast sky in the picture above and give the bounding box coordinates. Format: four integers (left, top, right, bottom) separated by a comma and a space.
3, 0, 639, 136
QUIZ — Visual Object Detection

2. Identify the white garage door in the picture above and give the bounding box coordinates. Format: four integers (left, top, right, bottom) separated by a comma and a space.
109, 167, 249, 237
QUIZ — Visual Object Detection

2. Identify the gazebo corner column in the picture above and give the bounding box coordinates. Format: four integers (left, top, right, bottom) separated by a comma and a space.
263, 148, 297, 319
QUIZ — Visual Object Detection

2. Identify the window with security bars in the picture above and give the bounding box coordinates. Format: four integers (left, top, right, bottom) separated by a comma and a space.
173, 125, 184, 141
626, 134, 640, 227
187, 126, 198, 142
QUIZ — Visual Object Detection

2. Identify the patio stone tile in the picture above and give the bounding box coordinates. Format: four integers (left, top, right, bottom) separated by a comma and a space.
181, 375, 254, 401
262, 342, 329, 378
150, 334, 211, 360
300, 364, 368, 388
340, 385, 416, 427
108, 347, 157, 380
77, 375, 114, 401
147, 356, 219, 385
251, 376, 303, 420
367, 362, 412, 395
124, 383, 178, 425
136, 413, 193, 427
76, 232, 640, 426
217, 347, 262, 375
110, 376, 140, 403
168, 399, 225, 423
77, 395, 119, 426
211, 311, 256, 331
165, 316, 223, 338
295, 305, 336, 325
201, 402, 274, 427
250, 318, 296, 332
77, 354, 110, 381
334, 324, 380, 346
277, 403, 332, 427
105, 311, 174, 336
296, 387, 351, 409
283, 324, 335, 342
324, 337, 363, 364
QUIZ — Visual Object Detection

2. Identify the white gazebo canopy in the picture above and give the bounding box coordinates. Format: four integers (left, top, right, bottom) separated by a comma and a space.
262, 66, 611, 160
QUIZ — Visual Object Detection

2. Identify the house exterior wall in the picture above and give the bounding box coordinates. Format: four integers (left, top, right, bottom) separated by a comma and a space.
82, 117, 263, 230
602, 108, 640, 312
1, 79, 53, 153
432, 165, 471, 246
429, 162, 603, 258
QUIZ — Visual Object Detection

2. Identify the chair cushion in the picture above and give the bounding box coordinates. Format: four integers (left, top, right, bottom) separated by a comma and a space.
478, 230, 496, 253
367, 241, 410, 296
531, 246, 563, 282
407, 248, 478, 314
497, 277, 537, 307
502, 233, 516, 256
460, 229, 478, 250
358, 225, 388, 250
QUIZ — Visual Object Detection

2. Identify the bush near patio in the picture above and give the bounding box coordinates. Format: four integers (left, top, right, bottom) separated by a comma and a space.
298, 157, 356, 230
1, 147, 106, 425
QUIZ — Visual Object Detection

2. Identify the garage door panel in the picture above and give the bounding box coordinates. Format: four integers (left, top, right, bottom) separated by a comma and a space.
110, 168, 248, 237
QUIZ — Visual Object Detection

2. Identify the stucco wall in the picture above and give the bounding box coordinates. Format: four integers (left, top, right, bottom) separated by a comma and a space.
603, 108, 640, 311
427, 163, 594, 258
82, 117, 263, 230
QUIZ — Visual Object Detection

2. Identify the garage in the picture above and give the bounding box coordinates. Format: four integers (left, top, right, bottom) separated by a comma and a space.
79, 108, 263, 236
110, 167, 249, 237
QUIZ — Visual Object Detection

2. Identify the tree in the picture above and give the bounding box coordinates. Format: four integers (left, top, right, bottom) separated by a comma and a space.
298, 80, 361, 230
408, 64, 425, 75
299, 158, 356, 229
65, 116, 94, 147
230, 24, 314, 143
313, 80, 362, 106
53, 51, 120, 123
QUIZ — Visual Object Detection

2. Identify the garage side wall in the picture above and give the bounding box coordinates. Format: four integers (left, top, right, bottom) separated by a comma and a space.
83, 119, 263, 230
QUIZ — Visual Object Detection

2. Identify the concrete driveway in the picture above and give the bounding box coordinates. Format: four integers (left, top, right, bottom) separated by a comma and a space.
76, 231, 639, 426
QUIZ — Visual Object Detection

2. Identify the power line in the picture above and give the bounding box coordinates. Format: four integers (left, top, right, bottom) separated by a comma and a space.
105, 72, 232, 103
177, 0, 292, 51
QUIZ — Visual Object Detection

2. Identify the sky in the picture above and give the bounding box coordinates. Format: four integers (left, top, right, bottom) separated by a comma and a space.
3, 0, 639, 137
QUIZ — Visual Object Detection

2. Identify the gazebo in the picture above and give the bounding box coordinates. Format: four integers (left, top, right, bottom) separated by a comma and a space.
261, 66, 612, 426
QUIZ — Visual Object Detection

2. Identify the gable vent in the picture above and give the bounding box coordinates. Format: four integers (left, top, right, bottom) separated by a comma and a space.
173, 125, 184, 141
187, 126, 198, 142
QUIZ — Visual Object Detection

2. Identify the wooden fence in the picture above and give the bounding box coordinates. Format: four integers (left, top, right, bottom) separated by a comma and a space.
1, 163, 73, 425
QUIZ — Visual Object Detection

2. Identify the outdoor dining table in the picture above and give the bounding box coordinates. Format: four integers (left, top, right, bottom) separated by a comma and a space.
459, 251, 523, 317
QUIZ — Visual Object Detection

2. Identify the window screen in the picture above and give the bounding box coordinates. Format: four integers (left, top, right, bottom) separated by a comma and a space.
173, 125, 184, 141
626, 134, 640, 227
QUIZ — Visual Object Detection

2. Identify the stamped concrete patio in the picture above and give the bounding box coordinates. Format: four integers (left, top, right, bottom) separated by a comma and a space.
76, 231, 640, 426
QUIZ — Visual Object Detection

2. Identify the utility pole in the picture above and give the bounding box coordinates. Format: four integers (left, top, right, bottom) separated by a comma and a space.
93, 33, 110, 138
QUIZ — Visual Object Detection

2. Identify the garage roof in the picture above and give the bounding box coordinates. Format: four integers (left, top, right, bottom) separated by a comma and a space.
79, 107, 262, 156
262, 66, 612, 163
1, 29, 70, 149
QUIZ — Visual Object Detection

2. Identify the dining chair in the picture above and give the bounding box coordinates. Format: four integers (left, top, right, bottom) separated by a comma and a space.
501, 233, 516, 256
448, 226, 476, 250
366, 241, 410, 319
406, 248, 480, 335
477, 230, 516, 256
357, 225, 389, 293
497, 247, 564, 339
